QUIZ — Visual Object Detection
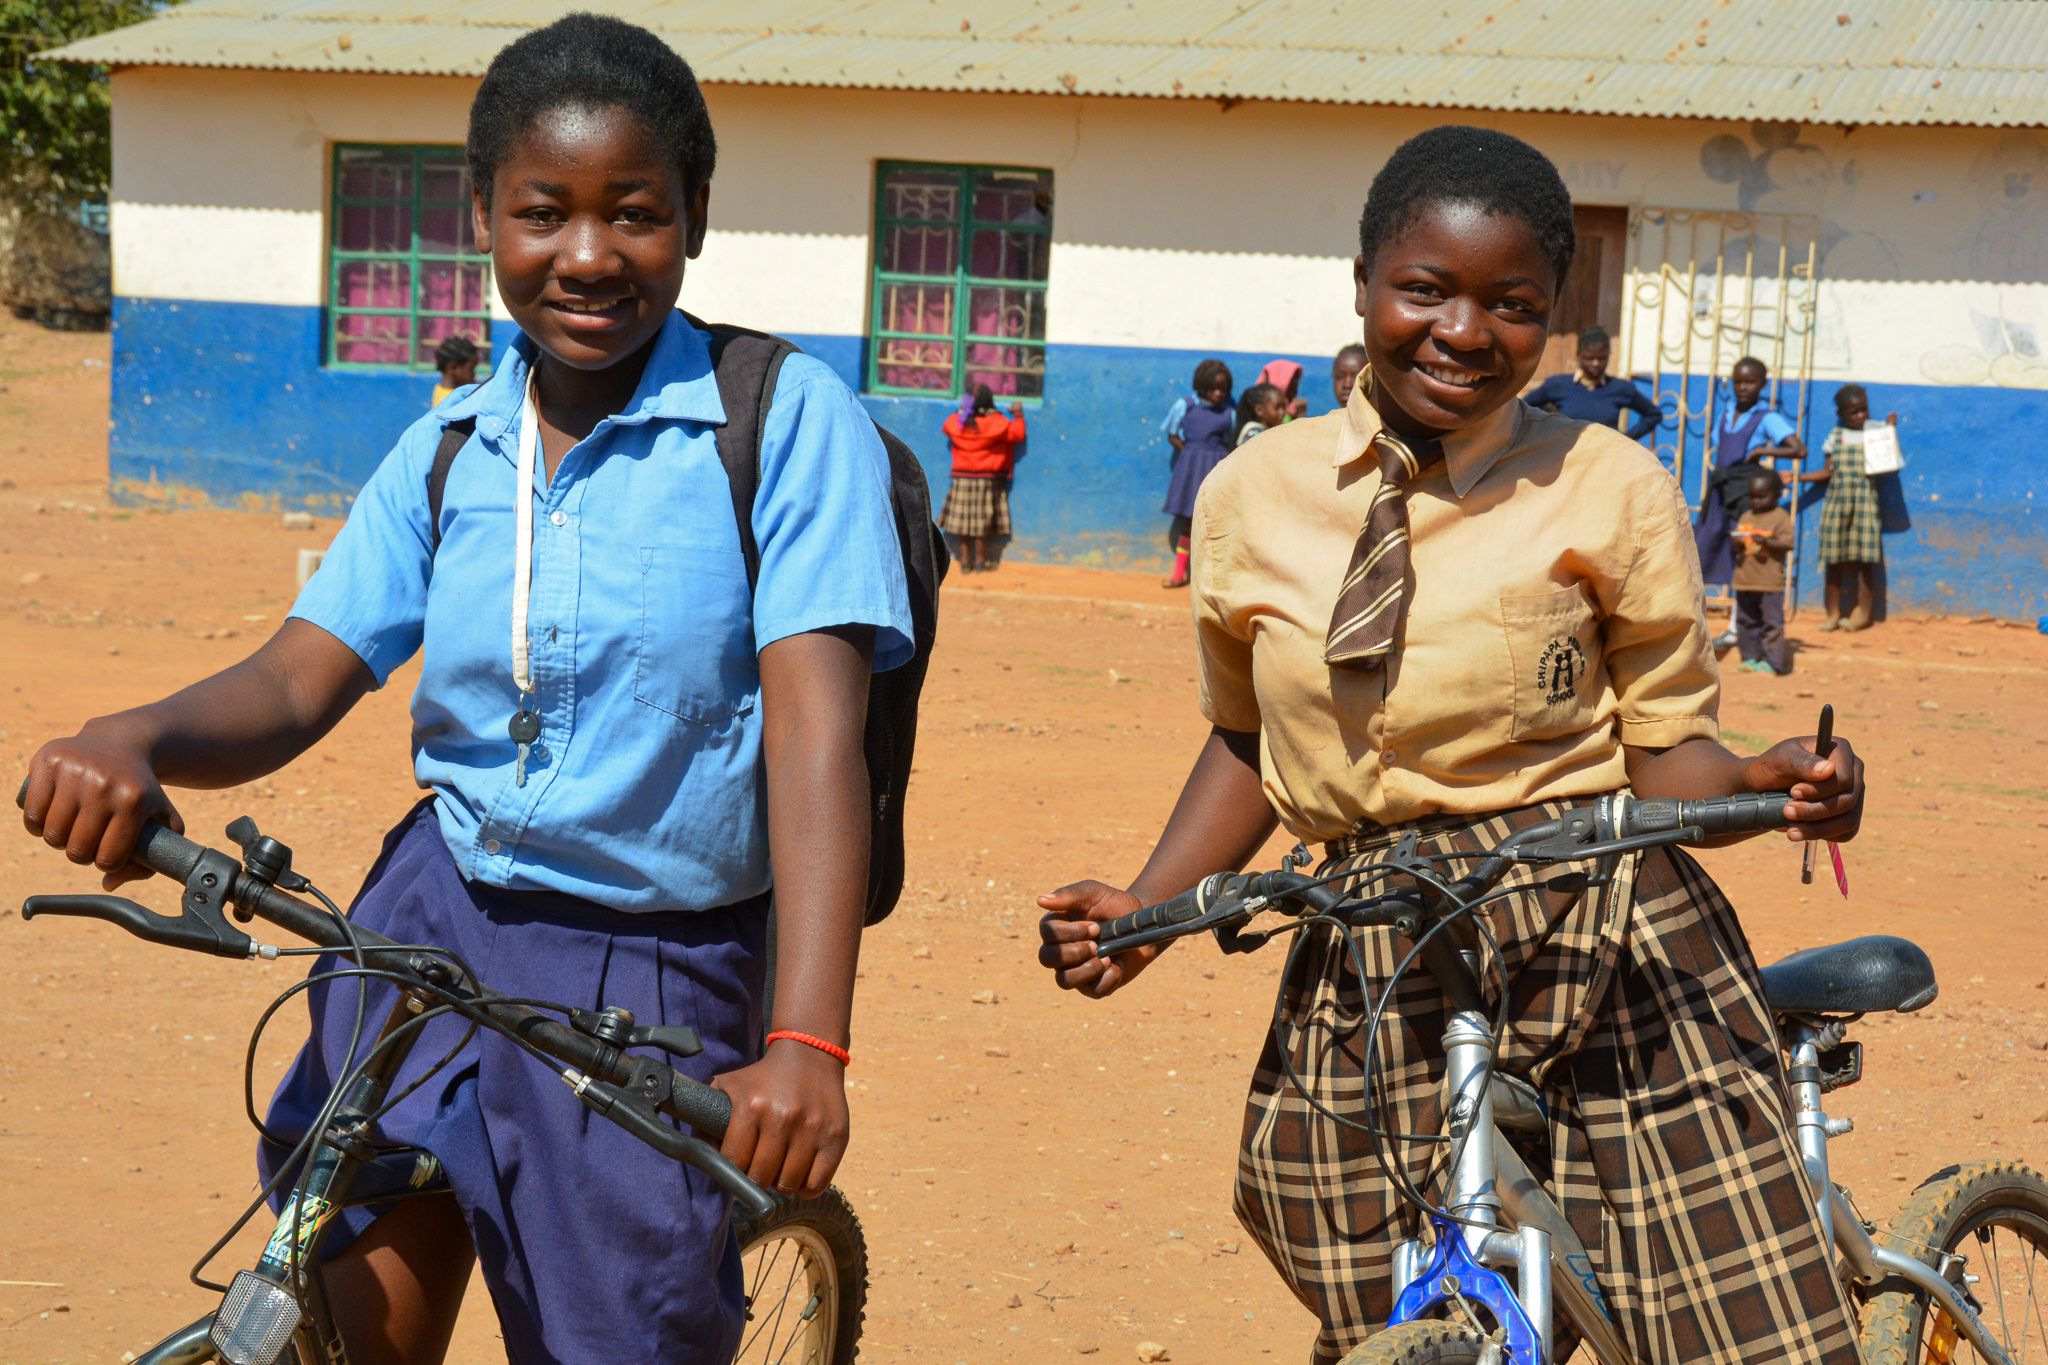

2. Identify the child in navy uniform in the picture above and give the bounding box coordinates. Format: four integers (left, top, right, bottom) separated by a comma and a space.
20, 17, 910, 1365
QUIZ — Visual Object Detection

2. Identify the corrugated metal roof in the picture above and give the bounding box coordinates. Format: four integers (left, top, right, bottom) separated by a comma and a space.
41, 0, 2048, 128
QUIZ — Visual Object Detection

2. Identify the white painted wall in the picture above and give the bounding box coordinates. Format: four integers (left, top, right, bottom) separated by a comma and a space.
111, 67, 2048, 384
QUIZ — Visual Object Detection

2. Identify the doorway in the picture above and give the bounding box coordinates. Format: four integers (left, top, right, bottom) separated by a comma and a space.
1525, 205, 1628, 388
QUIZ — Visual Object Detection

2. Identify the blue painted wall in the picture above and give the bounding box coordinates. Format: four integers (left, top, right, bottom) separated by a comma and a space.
110, 296, 2044, 618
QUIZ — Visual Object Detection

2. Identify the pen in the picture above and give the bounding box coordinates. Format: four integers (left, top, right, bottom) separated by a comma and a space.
1802, 704, 1847, 896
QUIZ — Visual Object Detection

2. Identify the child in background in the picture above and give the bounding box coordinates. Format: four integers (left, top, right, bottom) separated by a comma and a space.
1258, 359, 1308, 418
1695, 356, 1803, 590
1162, 359, 1232, 588
1523, 325, 1662, 440
1730, 466, 1794, 674
1233, 383, 1287, 447
1331, 343, 1367, 409
939, 384, 1027, 574
1796, 384, 1895, 631
430, 333, 480, 407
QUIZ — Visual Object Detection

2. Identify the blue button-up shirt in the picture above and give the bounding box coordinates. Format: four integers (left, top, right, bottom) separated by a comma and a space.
292, 312, 913, 911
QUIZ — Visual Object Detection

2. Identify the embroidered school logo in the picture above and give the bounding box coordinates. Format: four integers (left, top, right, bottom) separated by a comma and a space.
1536, 635, 1588, 706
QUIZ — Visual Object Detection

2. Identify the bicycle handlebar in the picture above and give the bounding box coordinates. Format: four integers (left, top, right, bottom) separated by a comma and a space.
1095, 790, 1797, 958
18, 810, 770, 1218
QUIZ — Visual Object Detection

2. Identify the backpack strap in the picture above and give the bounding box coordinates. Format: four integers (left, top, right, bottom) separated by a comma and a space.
426, 416, 476, 555
688, 312, 797, 590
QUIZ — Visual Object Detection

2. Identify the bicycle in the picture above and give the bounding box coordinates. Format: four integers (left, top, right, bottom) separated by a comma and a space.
16, 808, 867, 1365
1091, 789, 2048, 1365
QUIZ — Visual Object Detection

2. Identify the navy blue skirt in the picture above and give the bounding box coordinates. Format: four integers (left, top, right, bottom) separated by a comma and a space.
260, 800, 768, 1365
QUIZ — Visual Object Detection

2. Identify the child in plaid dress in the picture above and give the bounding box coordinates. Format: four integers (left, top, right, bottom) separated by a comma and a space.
1797, 384, 1893, 631
1037, 126, 1868, 1365
939, 384, 1026, 573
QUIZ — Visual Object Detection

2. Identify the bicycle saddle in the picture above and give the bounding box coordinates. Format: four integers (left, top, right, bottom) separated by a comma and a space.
1759, 935, 1938, 1015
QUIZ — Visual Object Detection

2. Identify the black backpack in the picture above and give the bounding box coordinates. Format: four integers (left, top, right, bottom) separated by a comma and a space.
424, 320, 947, 925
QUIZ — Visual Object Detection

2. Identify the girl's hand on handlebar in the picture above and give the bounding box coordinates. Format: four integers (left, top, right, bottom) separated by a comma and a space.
713, 1041, 850, 1201
1744, 734, 1864, 843
1037, 880, 1164, 999
20, 729, 183, 889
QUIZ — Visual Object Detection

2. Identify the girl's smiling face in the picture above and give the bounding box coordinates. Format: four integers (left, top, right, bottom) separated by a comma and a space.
475, 103, 708, 373
1354, 201, 1555, 438
1838, 394, 1870, 430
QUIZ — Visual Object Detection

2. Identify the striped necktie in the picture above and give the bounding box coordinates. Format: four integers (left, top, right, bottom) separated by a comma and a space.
1323, 429, 1445, 670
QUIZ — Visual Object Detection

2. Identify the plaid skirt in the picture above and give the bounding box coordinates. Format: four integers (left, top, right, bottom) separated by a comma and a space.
1233, 801, 1858, 1365
938, 474, 1011, 537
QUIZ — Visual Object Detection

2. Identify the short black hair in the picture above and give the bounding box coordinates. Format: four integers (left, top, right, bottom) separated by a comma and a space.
1733, 355, 1768, 376
1748, 466, 1785, 494
1235, 383, 1282, 441
1334, 343, 1367, 364
1834, 383, 1869, 414
1358, 126, 1576, 287
467, 13, 718, 208
434, 334, 479, 371
1192, 358, 1233, 398
1576, 324, 1610, 350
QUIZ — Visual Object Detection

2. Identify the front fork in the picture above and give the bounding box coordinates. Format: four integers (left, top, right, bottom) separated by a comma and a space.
1388, 1007, 1552, 1365
212, 967, 445, 1365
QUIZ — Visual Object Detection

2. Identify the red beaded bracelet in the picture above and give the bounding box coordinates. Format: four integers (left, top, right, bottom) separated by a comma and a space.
765, 1030, 850, 1066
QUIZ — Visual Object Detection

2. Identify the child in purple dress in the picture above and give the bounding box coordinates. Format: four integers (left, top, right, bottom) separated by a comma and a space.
1162, 359, 1232, 588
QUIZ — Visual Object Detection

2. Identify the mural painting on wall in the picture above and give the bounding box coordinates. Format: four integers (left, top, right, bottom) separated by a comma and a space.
1698, 122, 1900, 281
1916, 134, 2048, 389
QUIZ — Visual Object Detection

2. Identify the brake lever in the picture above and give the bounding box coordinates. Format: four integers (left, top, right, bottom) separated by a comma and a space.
23, 841, 259, 960
1503, 827, 1704, 866
571, 1078, 776, 1220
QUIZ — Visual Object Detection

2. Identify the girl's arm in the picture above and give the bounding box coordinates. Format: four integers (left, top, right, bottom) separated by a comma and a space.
1037, 726, 1277, 998
20, 620, 376, 886
1624, 734, 1864, 844
1625, 386, 1663, 440
715, 623, 874, 1199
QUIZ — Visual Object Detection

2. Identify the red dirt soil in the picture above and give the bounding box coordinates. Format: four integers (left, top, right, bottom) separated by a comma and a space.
1, 311, 2045, 1364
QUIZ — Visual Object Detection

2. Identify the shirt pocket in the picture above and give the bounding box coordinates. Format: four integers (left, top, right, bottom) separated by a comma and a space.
1499, 585, 1601, 742
633, 545, 756, 726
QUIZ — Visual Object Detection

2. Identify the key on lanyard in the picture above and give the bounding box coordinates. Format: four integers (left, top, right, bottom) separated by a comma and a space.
510, 705, 540, 787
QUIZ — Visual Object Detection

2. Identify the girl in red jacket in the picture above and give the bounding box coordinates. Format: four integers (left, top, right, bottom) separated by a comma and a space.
938, 384, 1027, 573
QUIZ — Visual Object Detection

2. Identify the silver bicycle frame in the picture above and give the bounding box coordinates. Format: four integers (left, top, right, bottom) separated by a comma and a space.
1394, 1005, 2017, 1365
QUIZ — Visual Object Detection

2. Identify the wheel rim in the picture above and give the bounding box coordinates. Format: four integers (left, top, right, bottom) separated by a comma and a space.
736, 1223, 840, 1365
1925, 1206, 2048, 1365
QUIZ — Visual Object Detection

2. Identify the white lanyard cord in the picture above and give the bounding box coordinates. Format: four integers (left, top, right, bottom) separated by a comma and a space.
511, 372, 539, 699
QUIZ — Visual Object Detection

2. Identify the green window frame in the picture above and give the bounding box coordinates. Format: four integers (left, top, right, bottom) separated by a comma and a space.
868, 161, 1051, 400
327, 143, 493, 372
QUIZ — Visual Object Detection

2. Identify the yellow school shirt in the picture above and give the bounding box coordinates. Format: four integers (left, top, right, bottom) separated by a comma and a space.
1191, 377, 1721, 843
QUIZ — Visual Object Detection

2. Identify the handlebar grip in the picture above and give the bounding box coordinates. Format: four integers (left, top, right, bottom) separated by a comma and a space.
1621, 792, 1795, 839
1094, 878, 1215, 952
134, 819, 204, 882
664, 1075, 733, 1142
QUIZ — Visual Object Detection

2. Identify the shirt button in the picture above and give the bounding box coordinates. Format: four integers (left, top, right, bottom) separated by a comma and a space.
484, 839, 501, 854
550, 510, 567, 527
1382, 749, 1397, 766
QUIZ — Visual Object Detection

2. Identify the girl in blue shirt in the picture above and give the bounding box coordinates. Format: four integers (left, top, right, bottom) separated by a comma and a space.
19, 17, 909, 1365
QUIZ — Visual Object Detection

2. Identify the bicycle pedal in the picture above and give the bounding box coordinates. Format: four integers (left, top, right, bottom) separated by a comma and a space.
209, 1270, 302, 1365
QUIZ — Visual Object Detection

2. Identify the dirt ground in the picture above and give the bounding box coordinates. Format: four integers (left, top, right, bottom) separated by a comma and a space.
1, 308, 2045, 1365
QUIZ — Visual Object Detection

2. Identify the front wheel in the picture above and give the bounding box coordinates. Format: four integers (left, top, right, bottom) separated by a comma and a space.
1859, 1160, 2048, 1365
734, 1187, 867, 1365
1338, 1320, 1490, 1365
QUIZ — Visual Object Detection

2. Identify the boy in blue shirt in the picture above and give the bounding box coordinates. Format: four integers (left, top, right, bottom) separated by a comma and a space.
19, 16, 908, 1365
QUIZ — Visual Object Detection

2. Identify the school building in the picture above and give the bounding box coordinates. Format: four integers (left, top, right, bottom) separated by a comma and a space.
48, 0, 2048, 619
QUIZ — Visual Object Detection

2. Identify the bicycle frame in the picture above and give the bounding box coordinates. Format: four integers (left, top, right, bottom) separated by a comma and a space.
140, 972, 456, 1365
1384, 988, 2017, 1365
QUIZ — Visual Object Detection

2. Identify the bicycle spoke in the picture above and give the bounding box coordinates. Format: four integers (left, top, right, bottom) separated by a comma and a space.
2007, 1227, 2039, 1365
1989, 1226, 2015, 1365
738, 1242, 793, 1360
766, 1252, 822, 1365
740, 1239, 808, 1364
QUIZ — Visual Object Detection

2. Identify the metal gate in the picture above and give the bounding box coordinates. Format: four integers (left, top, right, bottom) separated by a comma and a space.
1616, 209, 1822, 615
